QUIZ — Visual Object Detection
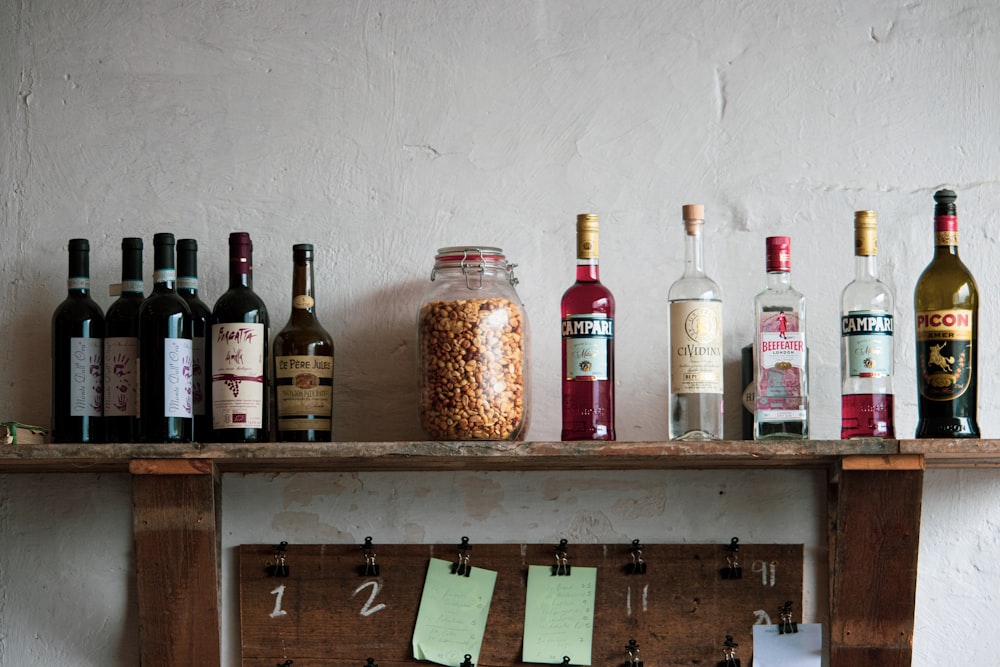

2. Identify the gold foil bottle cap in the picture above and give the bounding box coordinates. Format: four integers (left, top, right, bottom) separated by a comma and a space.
854, 210, 878, 256
576, 213, 599, 259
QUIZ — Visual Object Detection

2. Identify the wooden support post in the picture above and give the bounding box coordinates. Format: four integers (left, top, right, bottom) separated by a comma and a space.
131, 459, 222, 667
829, 455, 924, 667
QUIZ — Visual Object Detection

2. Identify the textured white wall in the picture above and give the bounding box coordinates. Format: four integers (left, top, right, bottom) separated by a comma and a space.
2, 0, 999, 664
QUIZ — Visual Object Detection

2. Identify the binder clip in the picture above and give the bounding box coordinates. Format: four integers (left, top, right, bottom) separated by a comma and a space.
552, 539, 571, 576
452, 536, 472, 577
277, 662, 293, 667
460, 654, 474, 667
626, 539, 646, 575
363, 658, 377, 667
559, 657, 572, 666
778, 601, 798, 635
359, 536, 380, 577
267, 541, 290, 577
720, 537, 742, 580
623, 639, 642, 667
717, 635, 740, 667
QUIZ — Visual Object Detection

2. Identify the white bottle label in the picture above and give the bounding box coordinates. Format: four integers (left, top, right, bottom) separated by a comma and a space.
70, 337, 103, 417
756, 310, 807, 421
562, 314, 613, 381
104, 337, 138, 417
842, 311, 893, 378
211, 323, 265, 429
164, 338, 194, 418
669, 300, 723, 394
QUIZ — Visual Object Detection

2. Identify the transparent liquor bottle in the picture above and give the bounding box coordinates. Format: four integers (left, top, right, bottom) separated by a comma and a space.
840, 211, 895, 439
753, 236, 808, 440
668, 204, 723, 440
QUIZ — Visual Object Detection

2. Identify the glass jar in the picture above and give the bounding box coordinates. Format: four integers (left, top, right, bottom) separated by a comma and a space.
418, 247, 529, 440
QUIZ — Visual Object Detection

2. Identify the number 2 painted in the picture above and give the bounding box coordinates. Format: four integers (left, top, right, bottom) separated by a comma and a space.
353, 580, 387, 617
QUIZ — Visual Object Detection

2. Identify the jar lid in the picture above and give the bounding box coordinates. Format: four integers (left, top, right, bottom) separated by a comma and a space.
432, 246, 517, 287
435, 246, 506, 262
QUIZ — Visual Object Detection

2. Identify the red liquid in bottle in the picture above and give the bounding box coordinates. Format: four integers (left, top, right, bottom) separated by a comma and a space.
841, 393, 895, 439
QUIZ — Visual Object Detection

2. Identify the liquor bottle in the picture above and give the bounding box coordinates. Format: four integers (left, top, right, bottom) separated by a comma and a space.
668, 204, 724, 440
753, 236, 808, 440
177, 239, 212, 442
51, 239, 105, 443
914, 189, 979, 438
209, 232, 270, 442
138, 233, 194, 443
840, 211, 895, 439
104, 237, 143, 442
273, 244, 335, 441
561, 213, 615, 440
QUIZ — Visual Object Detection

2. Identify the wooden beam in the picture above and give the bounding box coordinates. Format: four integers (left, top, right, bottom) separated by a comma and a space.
829, 460, 923, 667
132, 461, 222, 667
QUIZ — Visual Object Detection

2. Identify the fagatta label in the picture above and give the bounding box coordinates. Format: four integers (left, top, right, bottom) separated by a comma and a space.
562, 314, 613, 381
916, 308, 973, 401
842, 311, 893, 378
211, 323, 266, 428
756, 310, 806, 421
276, 355, 333, 431
669, 300, 723, 394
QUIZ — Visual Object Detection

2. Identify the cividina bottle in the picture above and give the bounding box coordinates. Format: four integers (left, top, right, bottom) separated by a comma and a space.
51, 238, 105, 443
840, 211, 895, 439
104, 237, 143, 442
561, 213, 615, 440
914, 189, 979, 438
209, 232, 270, 442
753, 236, 808, 440
139, 233, 194, 443
668, 204, 724, 440
177, 239, 212, 442
273, 244, 334, 441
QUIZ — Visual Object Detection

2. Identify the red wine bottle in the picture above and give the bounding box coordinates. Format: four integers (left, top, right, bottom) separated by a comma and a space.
139, 233, 194, 443
51, 238, 105, 443
177, 239, 212, 442
561, 213, 615, 440
209, 232, 270, 442
104, 237, 143, 443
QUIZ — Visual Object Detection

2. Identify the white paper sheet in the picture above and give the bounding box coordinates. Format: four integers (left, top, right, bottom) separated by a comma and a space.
752, 623, 822, 666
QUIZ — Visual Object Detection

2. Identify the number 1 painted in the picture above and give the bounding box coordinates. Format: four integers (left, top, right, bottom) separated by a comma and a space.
270, 585, 288, 618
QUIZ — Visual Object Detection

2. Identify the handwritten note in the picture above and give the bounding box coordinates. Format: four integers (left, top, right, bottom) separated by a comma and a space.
752, 623, 822, 666
522, 565, 597, 665
412, 558, 496, 667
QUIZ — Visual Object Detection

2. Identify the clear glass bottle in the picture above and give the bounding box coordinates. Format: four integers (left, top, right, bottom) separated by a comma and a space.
753, 236, 808, 440
561, 213, 615, 441
418, 247, 528, 440
840, 211, 895, 439
668, 204, 724, 440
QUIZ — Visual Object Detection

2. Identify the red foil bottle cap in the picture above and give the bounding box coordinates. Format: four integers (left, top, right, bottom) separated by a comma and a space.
765, 236, 791, 272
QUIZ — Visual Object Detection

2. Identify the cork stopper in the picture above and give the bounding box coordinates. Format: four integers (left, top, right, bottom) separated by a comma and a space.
682, 204, 705, 221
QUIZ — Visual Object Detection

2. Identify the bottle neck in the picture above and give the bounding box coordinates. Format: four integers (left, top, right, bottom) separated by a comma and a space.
177, 244, 199, 296
290, 254, 318, 323
934, 214, 959, 257
153, 243, 177, 292
67, 249, 91, 295
575, 257, 600, 282
229, 255, 252, 289
766, 270, 792, 290
121, 243, 144, 294
854, 253, 879, 280
683, 225, 706, 277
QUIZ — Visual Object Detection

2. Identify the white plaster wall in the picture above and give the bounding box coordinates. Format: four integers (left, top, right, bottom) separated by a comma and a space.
1, 0, 999, 664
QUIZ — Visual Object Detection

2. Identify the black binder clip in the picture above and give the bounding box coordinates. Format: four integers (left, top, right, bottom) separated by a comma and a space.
778, 601, 798, 635
717, 635, 740, 667
552, 539, 571, 576
277, 661, 293, 667
623, 639, 642, 667
459, 654, 474, 667
626, 539, 647, 575
363, 658, 377, 667
267, 541, 290, 577
360, 536, 380, 577
720, 537, 742, 580
452, 536, 472, 577
559, 657, 572, 666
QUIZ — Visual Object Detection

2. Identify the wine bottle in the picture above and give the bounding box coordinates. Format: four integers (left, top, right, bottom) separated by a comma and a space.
104, 237, 143, 443
177, 239, 212, 442
753, 236, 808, 440
668, 204, 724, 440
51, 238, 105, 443
840, 211, 895, 439
138, 233, 194, 443
209, 232, 270, 442
560, 213, 615, 440
914, 189, 979, 438
273, 244, 334, 441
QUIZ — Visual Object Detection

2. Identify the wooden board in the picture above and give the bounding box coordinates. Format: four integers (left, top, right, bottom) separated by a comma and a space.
239, 542, 803, 667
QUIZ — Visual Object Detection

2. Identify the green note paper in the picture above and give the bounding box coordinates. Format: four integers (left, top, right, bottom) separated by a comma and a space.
412, 558, 497, 667
522, 564, 597, 665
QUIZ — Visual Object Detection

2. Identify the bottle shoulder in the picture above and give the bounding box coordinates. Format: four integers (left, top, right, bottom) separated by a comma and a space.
840, 278, 894, 314
53, 293, 105, 320
140, 291, 193, 318
212, 287, 270, 323
668, 274, 722, 301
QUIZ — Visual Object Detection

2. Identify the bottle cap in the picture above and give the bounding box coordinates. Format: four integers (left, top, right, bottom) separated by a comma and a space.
576, 213, 599, 259
765, 236, 791, 272
853, 211, 877, 256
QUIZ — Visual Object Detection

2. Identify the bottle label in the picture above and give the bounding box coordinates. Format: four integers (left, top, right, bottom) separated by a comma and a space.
756, 310, 806, 421
191, 337, 205, 416
562, 314, 613, 381
121, 280, 144, 294
163, 338, 194, 418
154, 269, 176, 283
68, 277, 89, 290
293, 295, 315, 309
70, 337, 103, 417
211, 323, 266, 429
104, 337, 138, 417
177, 277, 198, 290
275, 355, 333, 430
916, 308, 973, 401
842, 311, 893, 378
669, 301, 723, 394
